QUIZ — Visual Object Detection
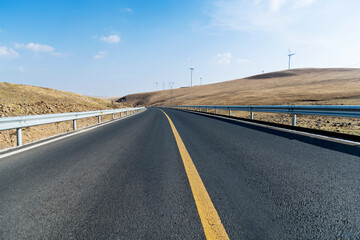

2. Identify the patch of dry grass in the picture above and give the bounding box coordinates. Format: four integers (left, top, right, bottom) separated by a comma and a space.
117, 68, 359, 136
0, 82, 130, 150
119, 68, 360, 106
0, 113, 128, 150
0, 82, 128, 117
195, 108, 360, 136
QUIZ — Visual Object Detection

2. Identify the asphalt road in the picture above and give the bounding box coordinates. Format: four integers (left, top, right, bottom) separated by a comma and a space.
1, 108, 359, 239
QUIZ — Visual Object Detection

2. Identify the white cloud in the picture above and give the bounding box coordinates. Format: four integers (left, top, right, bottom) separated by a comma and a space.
294, 0, 316, 8
14, 42, 67, 56
15, 42, 55, 52
124, 8, 133, 13
207, 0, 318, 32
50, 52, 67, 57
100, 34, 121, 44
268, 0, 316, 10
93, 51, 107, 59
26, 43, 54, 52
217, 52, 232, 64
269, 0, 286, 11
0, 46, 19, 58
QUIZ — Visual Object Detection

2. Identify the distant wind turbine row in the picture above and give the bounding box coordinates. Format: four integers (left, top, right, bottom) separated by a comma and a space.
154, 49, 295, 92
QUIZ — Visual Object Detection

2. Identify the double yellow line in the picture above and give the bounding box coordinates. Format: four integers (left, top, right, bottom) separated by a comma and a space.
161, 110, 229, 240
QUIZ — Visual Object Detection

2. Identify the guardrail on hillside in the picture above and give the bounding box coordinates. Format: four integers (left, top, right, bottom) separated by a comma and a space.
0, 107, 145, 147
168, 105, 360, 127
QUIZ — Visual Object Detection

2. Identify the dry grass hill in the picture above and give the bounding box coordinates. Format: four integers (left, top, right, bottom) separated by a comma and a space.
0, 82, 126, 117
118, 68, 360, 136
118, 68, 360, 106
0, 82, 128, 149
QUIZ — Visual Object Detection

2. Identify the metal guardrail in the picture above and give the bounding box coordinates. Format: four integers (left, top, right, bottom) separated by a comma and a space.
168, 105, 360, 127
0, 107, 145, 146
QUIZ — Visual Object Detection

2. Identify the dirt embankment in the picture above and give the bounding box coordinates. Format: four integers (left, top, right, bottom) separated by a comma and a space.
0, 82, 129, 150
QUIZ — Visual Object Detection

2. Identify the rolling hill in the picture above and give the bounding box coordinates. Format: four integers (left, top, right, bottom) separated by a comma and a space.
0, 82, 128, 149
0, 82, 126, 117
118, 68, 360, 106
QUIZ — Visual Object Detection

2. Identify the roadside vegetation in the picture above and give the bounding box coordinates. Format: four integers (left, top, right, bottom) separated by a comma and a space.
0, 82, 129, 149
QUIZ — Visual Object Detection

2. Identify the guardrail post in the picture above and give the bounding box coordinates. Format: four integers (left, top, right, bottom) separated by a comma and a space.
229, 109, 232, 116
292, 114, 297, 126
98, 115, 101, 123
112, 113, 114, 119
17, 128, 22, 146
73, 120, 76, 130
250, 112, 254, 120
215, 109, 218, 114
206, 108, 208, 113
120, 112, 123, 117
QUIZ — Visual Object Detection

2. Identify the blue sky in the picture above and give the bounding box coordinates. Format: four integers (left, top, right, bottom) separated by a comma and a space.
1, 0, 360, 97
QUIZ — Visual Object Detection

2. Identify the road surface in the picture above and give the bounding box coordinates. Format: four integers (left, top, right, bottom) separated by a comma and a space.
1, 108, 359, 239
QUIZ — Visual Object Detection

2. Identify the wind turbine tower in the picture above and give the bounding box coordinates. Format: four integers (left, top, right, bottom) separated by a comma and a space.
288, 49, 295, 69
168, 82, 175, 102
189, 67, 194, 87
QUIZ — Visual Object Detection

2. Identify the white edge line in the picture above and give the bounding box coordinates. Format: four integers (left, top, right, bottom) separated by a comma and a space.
177, 109, 360, 146
0, 109, 146, 159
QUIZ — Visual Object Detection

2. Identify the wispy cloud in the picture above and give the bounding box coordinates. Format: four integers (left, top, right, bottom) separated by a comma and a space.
267, 0, 316, 11
0, 46, 19, 58
14, 42, 67, 56
18, 66, 25, 72
124, 8, 133, 13
50, 52, 68, 57
207, 0, 317, 32
16, 43, 55, 52
100, 34, 121, 44
93, 51, 107, 59
217, 52, 232, 64
269, 0, 286, 11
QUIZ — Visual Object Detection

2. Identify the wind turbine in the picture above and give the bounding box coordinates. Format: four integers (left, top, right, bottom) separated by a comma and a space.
288, 49, 295, 69
189, 67, 194, 87
168, 82, 175, 102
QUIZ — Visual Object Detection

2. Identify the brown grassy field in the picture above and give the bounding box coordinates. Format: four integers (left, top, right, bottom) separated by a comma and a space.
0, 82, 128, 117
0, 82, 129, 149
118, 68, 360, 106
118, 68, 360, 136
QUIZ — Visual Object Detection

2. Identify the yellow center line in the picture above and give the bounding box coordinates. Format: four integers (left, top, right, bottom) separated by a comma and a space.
160, 110, 229, 240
